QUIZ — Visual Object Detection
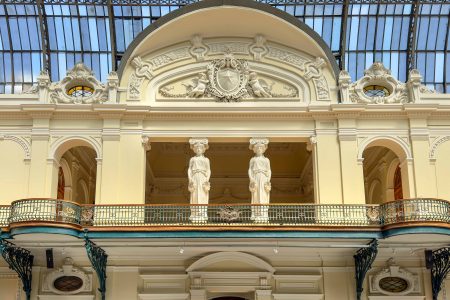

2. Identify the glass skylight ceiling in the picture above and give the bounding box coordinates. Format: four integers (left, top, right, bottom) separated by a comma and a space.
0, 0, 448, 94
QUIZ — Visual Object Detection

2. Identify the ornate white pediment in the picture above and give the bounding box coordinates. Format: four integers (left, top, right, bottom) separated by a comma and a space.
25, 63, 118, 104
122, 36, 336, 105
158, 51, 299, 102
340, 62, 409, 104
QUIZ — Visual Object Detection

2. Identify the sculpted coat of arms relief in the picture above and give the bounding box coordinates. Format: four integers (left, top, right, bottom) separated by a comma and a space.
159, 49, 298, 102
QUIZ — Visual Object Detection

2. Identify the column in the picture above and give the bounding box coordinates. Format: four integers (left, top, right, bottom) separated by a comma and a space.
338, 117, 366, 204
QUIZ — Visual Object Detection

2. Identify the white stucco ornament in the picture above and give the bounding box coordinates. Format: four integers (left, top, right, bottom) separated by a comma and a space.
42, 257, 92, 295
249, 138, 271, 223
342, 62, 409, 104
46, 62, 111, 104
369, 264, 420, 296
188, 138, 211, 223
160, 49, 281, 101
206, 49, 251, 101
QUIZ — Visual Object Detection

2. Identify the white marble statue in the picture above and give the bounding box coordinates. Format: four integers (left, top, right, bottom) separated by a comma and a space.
188, 138, 211, 222
248, 138, 271, 222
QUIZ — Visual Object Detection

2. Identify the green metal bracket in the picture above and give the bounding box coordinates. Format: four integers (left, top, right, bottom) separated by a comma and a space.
428, 247, 450, 300
0, 238, 34, 300
84, 230, 108, 300
354, 239, 378, 300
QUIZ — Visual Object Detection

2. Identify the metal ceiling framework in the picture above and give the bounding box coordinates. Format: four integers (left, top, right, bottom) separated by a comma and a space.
0, 0, 448, 94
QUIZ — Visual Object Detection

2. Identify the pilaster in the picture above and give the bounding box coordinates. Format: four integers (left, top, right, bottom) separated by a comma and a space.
116, 132, 147, 204
255, 289, 272, 300
338, 117, 365, 204
313, 119, 343, 204
28, 113, 52, 197
190, 289, 207, 300
98, 114, 121, 204
408, 114, 437, 198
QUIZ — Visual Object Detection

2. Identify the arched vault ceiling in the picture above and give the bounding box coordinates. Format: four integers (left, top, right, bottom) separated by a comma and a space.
0, 0, 449, 93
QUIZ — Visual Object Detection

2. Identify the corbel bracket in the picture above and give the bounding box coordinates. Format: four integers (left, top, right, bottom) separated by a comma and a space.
84, 230, 108, 300
426, 247, 450, 300
354, 239, 378, 300
0, 238, 33, 300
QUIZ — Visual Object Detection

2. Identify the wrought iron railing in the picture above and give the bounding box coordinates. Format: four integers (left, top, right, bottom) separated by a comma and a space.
0, 206, 10, 227
8, 199, 81, 226
380, 198, 450, 225
2, 198, 449, 228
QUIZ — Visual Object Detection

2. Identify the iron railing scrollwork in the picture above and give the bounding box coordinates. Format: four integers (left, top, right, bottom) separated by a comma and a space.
354, 239, 378, 300
0, 239, 34, 300
3, 198, 449, 228
84, 231, 108, 300
427, 247, 450, 300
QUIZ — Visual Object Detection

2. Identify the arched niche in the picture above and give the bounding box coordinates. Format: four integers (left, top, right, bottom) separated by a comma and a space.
361, 137, 412, 203
50, 137, 101, 204
118, 0, 338, 106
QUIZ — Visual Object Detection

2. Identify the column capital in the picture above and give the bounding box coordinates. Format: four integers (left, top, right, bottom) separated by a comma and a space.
142, 136, 151, 151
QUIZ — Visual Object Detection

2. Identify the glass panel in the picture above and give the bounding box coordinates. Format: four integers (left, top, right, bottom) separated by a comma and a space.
0, 2, 447, 93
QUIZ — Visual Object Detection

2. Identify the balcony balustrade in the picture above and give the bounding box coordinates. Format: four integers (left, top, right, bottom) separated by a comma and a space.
1, 198, 448, 229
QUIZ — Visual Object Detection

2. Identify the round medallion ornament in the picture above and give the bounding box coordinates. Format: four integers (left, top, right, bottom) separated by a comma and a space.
54, 276, 84, 292
207, 50, 249, 102
379, 276, 409, 293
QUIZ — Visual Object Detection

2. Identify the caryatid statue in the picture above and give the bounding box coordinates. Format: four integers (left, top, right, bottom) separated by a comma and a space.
188, 138, 211, 222
248, 138, 271, 223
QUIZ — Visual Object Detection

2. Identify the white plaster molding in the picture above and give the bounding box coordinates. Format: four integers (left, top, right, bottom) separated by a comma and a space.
142, 135, 151, 151
369, 265, 420, 296
42, 258, 92, 295
49, 135, 102, 161
46, 63, 110, 104
346, 62, 408, 104
0, 135, 31, 160
357, 135, 412, 161
128, 56, 153, 101
186, 252, 275, 273
429, 135, 450, 160
190, 35, 208, 61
